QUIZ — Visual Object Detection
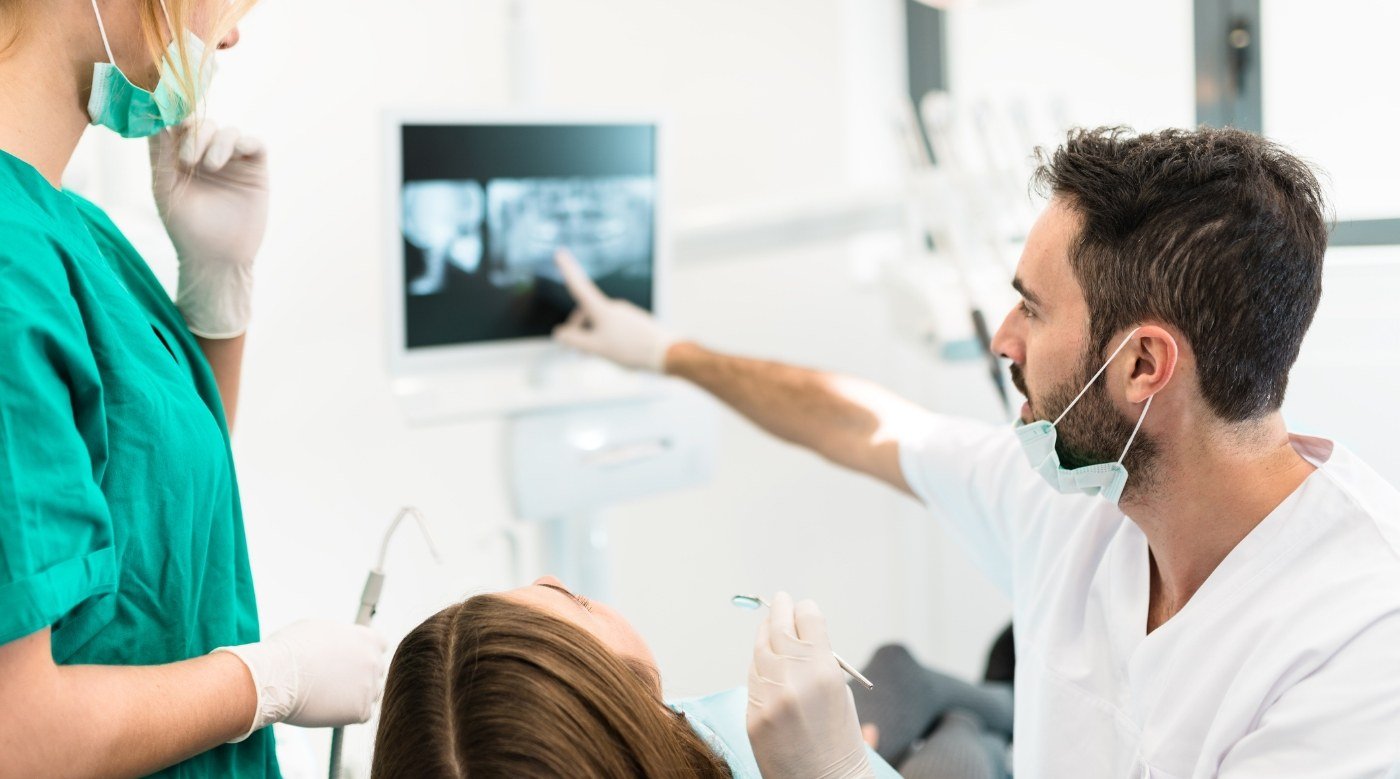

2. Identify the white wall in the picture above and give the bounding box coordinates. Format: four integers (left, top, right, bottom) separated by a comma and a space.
1262, 0, 1400, 221
1259, 1, 1400, 475
1285, 246, 1400, 484
946, 0, 1196, 137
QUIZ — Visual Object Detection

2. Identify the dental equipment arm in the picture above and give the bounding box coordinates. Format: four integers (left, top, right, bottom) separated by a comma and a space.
552, 254, 932, 498
328, 507, 442, 779
970, 308, 1013, 418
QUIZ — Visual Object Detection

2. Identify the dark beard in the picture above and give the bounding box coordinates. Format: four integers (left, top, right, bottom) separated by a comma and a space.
1024, 346, 1159, 496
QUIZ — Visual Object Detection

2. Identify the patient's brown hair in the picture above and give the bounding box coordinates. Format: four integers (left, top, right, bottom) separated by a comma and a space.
371, 594, 732, 778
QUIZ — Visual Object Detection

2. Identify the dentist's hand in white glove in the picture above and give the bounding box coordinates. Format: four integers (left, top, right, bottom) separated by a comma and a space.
150, 119, 269, 339
747, 592, 875, 779
552, 248, 678, 372
214, 620, 389, 742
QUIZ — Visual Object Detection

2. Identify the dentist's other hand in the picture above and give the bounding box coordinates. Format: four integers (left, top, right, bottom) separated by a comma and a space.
552, 248, 677, 372
214, 619, 389, 742
150, 119, 269, 339
747, 592, 875, 779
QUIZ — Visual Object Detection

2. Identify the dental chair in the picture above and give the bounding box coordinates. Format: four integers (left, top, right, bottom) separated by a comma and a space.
853, 625, 1015, 779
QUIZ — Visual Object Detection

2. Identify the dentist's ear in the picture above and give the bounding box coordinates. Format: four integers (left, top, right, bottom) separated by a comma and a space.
1124, 325, 1179, 404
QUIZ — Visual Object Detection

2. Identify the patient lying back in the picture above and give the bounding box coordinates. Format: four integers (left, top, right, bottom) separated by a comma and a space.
370, 577, 732, 778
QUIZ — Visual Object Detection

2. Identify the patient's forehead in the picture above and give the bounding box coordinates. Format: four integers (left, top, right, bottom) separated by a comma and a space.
501, 583, 658, 673
501, 585, 590, 630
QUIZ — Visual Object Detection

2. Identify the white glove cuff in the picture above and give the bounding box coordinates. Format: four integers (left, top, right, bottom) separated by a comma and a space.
177, 261, 254, 339
213, 642, 299, 743
647, 331, 679, 373
821, 752, 876, 779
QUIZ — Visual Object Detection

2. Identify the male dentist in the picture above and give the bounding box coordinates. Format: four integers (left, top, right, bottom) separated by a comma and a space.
553, 127, 1400, 777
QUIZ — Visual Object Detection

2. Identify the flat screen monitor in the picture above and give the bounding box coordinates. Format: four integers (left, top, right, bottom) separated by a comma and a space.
386, 115, 664, 377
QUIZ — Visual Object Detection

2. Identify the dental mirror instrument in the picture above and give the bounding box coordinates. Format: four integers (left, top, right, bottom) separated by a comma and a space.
329, 507, 443, 779
731, 594, 874, 690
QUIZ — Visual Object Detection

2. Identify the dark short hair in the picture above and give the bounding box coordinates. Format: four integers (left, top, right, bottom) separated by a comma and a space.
1032, 126, 1329, 422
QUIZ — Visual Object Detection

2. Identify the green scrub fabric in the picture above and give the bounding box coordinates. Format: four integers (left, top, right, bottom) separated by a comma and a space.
0, 148, 278, 778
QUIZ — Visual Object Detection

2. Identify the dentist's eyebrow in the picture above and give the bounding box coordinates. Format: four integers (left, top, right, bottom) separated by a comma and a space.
1012, 276, 1044, 308
537, 583, 591, 613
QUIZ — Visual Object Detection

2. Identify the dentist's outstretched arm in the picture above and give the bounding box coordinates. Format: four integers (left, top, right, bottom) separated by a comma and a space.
746, 592, 875, 779
553, 250, 931, 496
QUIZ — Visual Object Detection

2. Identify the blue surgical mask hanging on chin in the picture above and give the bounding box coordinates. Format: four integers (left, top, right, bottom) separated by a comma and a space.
87, 0, 214, 138
1013, 328, 1154, 506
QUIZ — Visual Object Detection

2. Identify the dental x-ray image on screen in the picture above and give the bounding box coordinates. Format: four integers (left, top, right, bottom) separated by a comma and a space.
399, 123, 656, 350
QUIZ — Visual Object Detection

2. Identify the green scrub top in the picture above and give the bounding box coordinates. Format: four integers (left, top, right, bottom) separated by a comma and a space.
0, 149, 279, 778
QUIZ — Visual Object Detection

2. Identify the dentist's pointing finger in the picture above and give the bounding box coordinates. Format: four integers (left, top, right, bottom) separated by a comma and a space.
555, 249, 609, 312
551, 249, 679, 372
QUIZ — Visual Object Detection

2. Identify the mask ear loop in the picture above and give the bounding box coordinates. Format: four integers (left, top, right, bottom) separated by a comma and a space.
90, 0, 118, 66
158, 0, 214, 97
156, 0, 180, 42
91, 0, 181, 72
1117, 394, 1153, 464
155, 0, 184, 74
1052, 327, 1142, 427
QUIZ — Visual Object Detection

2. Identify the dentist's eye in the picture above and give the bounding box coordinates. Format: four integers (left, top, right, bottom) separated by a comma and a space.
1019, 300, 1036, 319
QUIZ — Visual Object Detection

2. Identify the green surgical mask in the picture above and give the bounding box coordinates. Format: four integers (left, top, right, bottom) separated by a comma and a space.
87, 0, 214, 138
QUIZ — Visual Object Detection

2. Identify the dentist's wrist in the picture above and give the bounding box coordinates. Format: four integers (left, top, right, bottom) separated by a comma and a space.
660, 340, 705, 377
650, 332, 681, 373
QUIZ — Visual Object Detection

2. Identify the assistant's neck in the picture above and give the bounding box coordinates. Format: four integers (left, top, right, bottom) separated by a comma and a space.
1122, 412, 1316, 632
0, 17, 94, 188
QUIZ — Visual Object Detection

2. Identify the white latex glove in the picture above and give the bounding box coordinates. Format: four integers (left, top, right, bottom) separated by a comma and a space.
551, 248, 677, 372
149, 119, 269, 339
214, 619, 389, 742
747, 592, 875, 779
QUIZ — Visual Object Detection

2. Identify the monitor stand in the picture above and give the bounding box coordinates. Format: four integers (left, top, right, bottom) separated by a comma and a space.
391, 348, 670, 423
507, 387, 719, 601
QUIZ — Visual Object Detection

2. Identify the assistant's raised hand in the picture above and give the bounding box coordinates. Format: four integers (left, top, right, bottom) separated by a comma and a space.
149, 119, 269, 338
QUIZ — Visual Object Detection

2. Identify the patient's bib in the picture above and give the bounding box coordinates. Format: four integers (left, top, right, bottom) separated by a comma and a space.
668, 687, 900, 779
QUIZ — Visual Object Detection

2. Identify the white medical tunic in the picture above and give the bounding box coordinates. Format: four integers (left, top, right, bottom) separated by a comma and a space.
900, 416, 1400, 778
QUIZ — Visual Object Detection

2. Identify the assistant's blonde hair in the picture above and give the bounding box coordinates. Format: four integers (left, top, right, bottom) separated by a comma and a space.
140, 0, 258, 109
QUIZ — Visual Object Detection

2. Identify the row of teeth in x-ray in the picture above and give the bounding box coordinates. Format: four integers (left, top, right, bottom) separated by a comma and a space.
403, 177, 654, 296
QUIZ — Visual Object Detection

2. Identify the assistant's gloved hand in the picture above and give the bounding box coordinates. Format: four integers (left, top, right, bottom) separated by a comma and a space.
214, 619, 389, 742
149, 119, 269, 339
551, 248, 678, 372
747, 592, 876, 779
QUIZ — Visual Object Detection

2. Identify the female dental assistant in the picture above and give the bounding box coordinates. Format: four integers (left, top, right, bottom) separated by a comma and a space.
0, 1, 386, 777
